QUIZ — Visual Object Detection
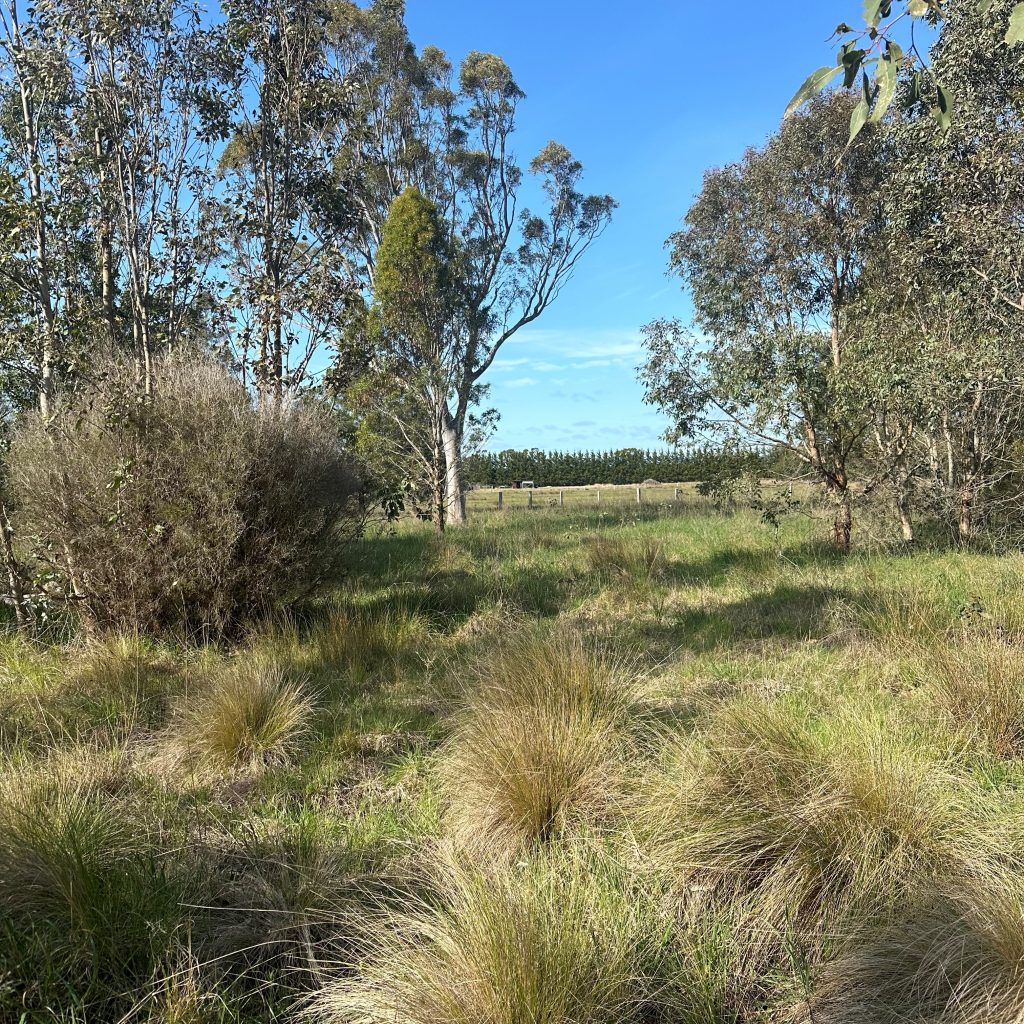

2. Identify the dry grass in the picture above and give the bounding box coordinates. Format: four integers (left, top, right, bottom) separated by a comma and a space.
437, 628, 644, 856
161, 657, 313, 776
810, 858, 1024, 1023
586, 534, 669, 584
923, 638, 1024, 758
310, 849, 676, 1024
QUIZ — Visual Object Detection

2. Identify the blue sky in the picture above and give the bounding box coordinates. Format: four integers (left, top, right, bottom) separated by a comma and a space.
403, 0, 855, 451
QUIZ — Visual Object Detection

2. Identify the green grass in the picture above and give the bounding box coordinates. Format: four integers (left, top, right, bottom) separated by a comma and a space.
4, 501, 1024, 1021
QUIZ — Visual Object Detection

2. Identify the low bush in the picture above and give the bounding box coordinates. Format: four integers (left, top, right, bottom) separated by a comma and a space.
7, 354, 363, 636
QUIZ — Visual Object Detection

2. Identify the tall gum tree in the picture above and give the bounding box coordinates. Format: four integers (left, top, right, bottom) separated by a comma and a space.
332, 4, 615, 522
641, 93, 884, 552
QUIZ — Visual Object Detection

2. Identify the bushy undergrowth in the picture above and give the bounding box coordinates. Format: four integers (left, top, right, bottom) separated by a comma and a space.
3, 506, 1024, 1023
7, 355, 363, 636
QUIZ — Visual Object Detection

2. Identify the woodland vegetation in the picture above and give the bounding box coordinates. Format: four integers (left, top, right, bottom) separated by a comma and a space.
3, 1, 1024, 1023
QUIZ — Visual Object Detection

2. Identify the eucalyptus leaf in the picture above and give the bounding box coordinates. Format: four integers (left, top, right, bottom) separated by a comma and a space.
785, 65, 844, 117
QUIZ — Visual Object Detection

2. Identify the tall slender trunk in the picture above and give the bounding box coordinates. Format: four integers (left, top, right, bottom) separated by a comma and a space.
895, 485, 915, 545
0, 501, 30, 631
441, 406, 465, 525
958, 485, 974, 545
431, 427, 445, 534
13, 36, 57, 416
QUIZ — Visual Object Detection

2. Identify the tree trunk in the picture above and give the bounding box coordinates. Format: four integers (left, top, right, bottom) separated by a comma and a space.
431, 433, 446, 535
0, 502, 30, 631
958, 486, 974, 545
895, 488, 915, 545
441, 407, 465, 526
832, 488, 852, 553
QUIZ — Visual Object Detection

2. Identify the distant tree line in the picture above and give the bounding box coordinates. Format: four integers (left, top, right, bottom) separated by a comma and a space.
464, 446, 798, 489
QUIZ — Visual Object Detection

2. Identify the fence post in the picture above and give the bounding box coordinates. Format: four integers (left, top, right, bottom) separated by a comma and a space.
559, 490, 564, 508
528, 490, 533, 510
636, 486, 642, 505
674, 486, 680, 502
497, 490, 503, 510
597, 489, 601, 506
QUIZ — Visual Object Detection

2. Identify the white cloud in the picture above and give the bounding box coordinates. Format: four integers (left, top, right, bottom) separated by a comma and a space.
504, 376, 538, 388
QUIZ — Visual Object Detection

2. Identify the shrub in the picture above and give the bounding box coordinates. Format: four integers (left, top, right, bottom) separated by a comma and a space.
162, 657, 313, 776
311, 850, 679, 1024
7, 354, 363, 636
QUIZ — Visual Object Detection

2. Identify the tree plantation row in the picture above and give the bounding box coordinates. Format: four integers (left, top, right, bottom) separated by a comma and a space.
462, 446, 797, 490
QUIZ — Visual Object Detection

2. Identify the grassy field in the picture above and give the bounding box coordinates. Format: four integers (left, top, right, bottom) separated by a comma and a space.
465, 481, 705, 511
4, 502, 1024, 1021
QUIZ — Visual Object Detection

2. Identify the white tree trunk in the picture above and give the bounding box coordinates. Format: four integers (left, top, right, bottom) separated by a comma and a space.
441, 407, 465, 525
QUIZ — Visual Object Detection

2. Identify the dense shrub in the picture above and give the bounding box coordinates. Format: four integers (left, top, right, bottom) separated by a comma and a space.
7, 356, 363, 635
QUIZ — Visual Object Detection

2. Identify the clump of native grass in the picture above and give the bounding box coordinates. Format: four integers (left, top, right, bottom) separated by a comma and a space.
161, 656, 313, 777
310, 848, 684, 1024
0, 761, 186, 1016
438, 629, 645, 856
586, 533, 668, 585
809, 857, 1024, 1024
920, 638, 1024, 759
639, 695, 977, 940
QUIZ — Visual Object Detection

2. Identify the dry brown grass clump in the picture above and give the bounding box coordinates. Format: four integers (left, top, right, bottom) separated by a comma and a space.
162, 657, 313, 776
586, 534, 668, 584
310, 850, 676, 1024
809, 859, 1024, 1024
639, 696, 973, 934
923, 638, 1024, 758
438, 629, 643, 856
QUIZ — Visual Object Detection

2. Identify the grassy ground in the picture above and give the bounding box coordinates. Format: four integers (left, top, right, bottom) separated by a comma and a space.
3, 502, 1024, 1021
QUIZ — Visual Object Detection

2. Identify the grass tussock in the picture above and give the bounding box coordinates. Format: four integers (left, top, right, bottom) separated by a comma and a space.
810, 860, 1024, 1024
586, 533, 669, 584
0, 765, 185, 1010
311, 850, 679, 1024
641, 696, 970, 931
923, 639, 1024, 758
438, 629, 644, 855
162, 657, 313, 776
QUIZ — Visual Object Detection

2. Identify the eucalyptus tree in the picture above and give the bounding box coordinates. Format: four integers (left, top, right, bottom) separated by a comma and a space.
333, 5, 615, 523
0, 0, 96, 416
789, 0, 1024, 138
70, 0, 217, 392
640, 94, 884, 551
211, 0, 358, 406
867, 0, 1024, 541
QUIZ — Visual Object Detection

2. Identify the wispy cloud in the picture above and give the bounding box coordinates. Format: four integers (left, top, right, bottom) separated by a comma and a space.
504, 376, 538, 388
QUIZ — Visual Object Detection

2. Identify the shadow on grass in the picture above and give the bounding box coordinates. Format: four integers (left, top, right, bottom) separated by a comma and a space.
665, 539, 847, 589
645, 582, 854, 655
